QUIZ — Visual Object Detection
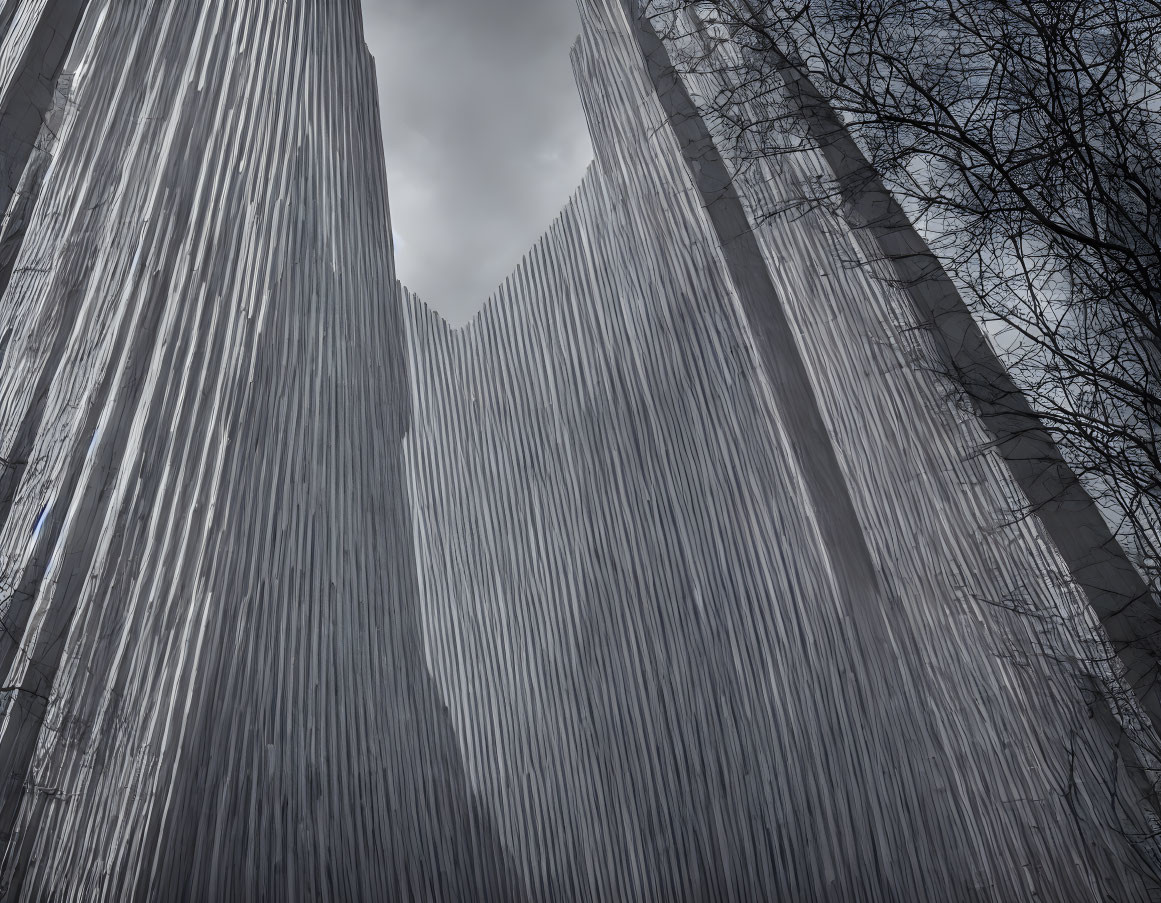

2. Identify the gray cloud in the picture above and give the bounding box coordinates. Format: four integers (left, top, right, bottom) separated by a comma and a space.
362, 0, 593, 324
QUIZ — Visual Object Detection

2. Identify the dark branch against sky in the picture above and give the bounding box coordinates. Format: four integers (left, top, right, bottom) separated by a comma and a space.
363, 0, 593, 324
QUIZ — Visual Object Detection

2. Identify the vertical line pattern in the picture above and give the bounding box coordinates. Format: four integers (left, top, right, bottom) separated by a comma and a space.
0, 0, 1151, 900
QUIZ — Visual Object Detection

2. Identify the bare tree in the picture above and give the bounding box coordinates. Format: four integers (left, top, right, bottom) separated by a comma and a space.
638, 0, 1161, 732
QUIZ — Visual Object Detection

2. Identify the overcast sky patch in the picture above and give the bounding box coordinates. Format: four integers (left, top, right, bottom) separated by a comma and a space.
362, 0, 593, 324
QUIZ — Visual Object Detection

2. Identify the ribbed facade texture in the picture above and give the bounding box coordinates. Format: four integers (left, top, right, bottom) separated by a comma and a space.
0, 0, 1150, 900
404, 1, 1161, 900
0, 1, 519, 899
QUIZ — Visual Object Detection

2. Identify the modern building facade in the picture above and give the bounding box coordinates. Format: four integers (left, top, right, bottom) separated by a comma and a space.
0, 0, 1152, 899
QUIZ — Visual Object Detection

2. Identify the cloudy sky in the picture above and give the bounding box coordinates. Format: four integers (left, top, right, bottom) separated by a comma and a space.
362, 0, 593, 324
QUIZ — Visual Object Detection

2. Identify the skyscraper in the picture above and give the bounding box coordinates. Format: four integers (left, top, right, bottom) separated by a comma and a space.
0, 2, 521, 898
